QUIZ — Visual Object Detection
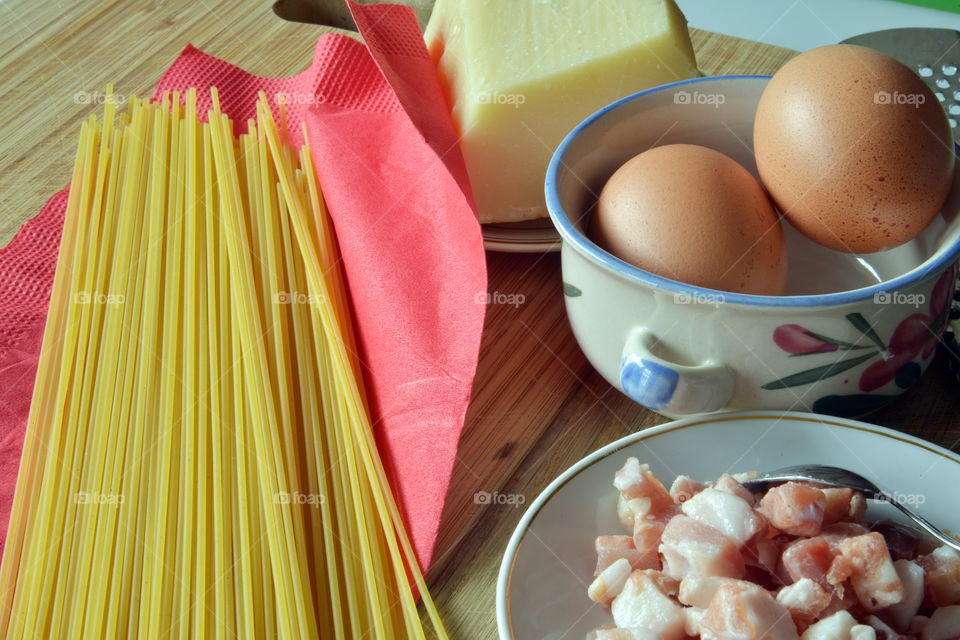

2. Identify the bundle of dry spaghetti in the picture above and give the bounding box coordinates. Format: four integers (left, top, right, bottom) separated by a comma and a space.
0, 87, 447, 639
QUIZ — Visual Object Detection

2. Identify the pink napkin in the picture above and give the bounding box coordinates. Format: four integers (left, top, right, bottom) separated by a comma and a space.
0, 2, 485, 570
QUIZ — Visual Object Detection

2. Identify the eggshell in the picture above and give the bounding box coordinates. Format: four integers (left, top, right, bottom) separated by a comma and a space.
589, 144, 787, 295
754, 44, 954, 253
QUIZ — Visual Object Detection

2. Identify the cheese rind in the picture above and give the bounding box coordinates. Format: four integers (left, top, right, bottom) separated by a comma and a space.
425, 0, 700, 223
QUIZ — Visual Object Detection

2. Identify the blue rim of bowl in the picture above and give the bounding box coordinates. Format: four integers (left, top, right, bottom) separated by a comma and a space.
494, 410, 960, 640
544, 74, 960, 308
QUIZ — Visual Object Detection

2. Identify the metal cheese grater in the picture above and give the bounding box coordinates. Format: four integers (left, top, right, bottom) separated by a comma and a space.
841, 28, 960, 379
842, 28, 960, 135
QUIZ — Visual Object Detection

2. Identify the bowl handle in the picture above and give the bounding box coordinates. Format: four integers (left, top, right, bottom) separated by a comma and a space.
619, 328, 735, 415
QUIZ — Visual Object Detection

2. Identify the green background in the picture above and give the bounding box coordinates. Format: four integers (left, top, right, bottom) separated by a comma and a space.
891, 0, 960, 14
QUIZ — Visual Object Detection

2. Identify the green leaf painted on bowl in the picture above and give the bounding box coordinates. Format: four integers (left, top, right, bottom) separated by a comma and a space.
812, 393, 896, 418
845, 312, 887, 352
895, 361, 922, 389
787, 330, 872, 356
563, 282, 582, 297
807, 330, 872, 349
761, 352, 876, 390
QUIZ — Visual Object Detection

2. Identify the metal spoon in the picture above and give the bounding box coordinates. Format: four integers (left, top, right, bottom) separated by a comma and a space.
741, 464, 960, 553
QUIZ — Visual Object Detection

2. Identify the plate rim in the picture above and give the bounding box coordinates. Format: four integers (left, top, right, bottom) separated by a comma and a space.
494, 410, 960, 640
482, 238, 562, 253
481, 221, 562, 253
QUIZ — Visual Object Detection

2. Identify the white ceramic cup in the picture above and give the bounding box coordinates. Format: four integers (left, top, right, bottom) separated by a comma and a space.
546, 76, 960, 418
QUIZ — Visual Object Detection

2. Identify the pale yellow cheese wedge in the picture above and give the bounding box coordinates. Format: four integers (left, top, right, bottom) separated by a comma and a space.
425, 0, 700, 223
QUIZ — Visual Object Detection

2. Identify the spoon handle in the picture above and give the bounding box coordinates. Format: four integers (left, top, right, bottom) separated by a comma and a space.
885, 496, 960, 554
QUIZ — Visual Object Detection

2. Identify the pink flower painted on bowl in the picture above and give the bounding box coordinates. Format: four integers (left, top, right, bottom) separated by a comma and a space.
858, 349, 918, 392
930, 265, 954, 319
773, 324, 839, 355
764, 266, 957, 399
858, 318, 934, 392
858, 269, 955, 392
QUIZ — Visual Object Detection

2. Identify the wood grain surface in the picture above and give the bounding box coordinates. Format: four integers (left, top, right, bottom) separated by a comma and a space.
1, 3, 958, 639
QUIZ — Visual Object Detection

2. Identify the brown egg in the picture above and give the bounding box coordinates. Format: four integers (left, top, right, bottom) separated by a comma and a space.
754, 44, 954, 253
589, 144, 787, 295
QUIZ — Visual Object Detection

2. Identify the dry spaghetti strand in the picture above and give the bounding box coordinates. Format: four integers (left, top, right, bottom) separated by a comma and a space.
0, 88, 450, 640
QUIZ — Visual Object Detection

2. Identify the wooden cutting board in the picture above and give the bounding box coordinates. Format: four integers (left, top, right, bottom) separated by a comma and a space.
3, 9, 959, 639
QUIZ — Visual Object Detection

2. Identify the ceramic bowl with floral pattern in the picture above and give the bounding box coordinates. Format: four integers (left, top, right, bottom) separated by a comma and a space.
545, 75, 960, 417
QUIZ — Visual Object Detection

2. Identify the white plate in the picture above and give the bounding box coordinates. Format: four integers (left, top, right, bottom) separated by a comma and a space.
482, 218, 561, 253
496, 411, 960, 640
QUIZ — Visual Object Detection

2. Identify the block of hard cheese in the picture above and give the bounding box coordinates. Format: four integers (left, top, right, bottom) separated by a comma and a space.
425, 0, 700, 223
